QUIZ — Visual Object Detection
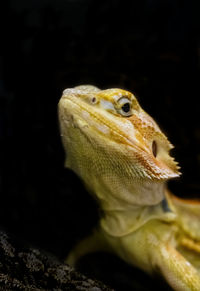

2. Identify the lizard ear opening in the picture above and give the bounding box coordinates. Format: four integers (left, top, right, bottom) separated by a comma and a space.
152, 140, 157, 158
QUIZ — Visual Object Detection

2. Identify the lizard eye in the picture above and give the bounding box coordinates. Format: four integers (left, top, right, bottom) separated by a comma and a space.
118, 97, 132, 117
122, 103, 130, 113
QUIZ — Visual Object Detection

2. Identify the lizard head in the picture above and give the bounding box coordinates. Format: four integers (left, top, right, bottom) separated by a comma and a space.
59, 85, 180, 183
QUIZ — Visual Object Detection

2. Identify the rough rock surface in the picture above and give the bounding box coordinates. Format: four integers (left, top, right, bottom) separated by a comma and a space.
0, 231, 113, 291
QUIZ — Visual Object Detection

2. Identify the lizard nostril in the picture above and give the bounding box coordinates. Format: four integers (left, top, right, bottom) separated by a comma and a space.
152, 140, 157, 157
91, 97, 96, 103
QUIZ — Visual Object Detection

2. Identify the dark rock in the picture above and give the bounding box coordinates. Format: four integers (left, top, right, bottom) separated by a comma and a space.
0, 231, 113, 291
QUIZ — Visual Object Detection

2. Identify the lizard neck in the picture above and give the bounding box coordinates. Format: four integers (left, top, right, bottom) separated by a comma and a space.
90, 174, 167, 210
100, 198, 176, 237
88, 177, 176, 237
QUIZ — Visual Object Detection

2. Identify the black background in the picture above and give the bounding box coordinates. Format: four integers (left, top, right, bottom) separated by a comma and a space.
0, 1, 199, 290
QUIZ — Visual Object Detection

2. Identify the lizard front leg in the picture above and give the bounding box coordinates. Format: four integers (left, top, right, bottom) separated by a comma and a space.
166, 192, 200, 270
104, 220, 200, 291
167, 192, 200, 241
142, 224, 200, 291
66, 229, 112, 267
154, 242, 200, 291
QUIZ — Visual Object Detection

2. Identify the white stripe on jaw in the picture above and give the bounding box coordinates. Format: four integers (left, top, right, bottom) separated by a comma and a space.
96, 124, 110, 134
81, 109, 110, 135
81, 110, 91, 119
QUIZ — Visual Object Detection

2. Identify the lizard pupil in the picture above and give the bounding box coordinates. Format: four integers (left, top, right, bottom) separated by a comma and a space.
152, 140, 157, 157
121, 103, 130, 113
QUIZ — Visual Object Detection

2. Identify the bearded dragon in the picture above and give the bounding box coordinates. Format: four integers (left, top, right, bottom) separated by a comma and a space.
58, 85, 200, 291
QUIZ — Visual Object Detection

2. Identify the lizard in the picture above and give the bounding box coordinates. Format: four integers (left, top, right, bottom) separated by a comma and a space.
58, 85, 200, 291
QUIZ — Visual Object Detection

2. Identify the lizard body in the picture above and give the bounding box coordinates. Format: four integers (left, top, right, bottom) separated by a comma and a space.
58, 85, 200, 291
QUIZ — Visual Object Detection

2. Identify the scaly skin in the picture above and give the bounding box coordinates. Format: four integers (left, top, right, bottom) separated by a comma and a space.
58, 85, 200, 291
